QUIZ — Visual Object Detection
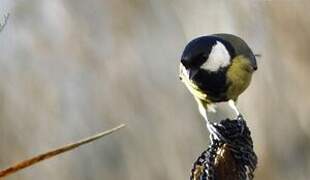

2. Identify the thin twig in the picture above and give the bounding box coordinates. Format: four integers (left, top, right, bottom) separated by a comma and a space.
0, 13, 9, 33
0, 124, 126, 178
254, 54, 262, 58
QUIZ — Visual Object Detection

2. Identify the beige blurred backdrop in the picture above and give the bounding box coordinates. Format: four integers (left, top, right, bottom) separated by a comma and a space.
0, 0, 310, 179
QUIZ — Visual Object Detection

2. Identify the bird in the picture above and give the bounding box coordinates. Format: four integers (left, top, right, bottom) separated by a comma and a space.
179, 33, 257, 123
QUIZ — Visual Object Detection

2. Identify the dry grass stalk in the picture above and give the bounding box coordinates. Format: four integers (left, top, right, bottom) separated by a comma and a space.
0, 124, 126, 178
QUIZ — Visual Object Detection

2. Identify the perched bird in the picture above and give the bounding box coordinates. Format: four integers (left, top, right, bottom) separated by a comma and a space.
179, 34, 257, 122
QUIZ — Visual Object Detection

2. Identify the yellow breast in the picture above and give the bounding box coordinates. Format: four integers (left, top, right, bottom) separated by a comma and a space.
226, 55, 254, 101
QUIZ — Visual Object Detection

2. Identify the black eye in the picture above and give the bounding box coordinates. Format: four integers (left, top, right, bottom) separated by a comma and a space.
195, 53, 208, 67
201, 54, 209, 62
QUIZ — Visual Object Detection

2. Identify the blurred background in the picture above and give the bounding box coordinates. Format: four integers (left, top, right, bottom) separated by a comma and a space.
0, 0, 310, 179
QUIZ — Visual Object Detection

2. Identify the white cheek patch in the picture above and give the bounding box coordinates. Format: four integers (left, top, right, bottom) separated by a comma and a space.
201, 41, 231, 72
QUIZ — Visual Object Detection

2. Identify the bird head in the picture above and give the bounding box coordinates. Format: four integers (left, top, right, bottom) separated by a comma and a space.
179, 35, 258, 82
179, 36, 235, 81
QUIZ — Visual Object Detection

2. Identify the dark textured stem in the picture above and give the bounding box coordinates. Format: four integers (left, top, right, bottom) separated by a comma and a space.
190, 117, 257, 180
0, 124, 125, 178
214, 144, 239, 180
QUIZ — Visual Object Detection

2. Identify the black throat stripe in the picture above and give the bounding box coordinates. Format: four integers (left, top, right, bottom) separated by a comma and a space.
192, 67, 229, 102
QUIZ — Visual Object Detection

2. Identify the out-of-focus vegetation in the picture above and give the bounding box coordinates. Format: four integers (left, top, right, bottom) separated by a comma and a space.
0, 0, 309, 179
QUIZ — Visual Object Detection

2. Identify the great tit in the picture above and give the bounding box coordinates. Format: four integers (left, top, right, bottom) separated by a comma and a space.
179, 33, 257, 122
